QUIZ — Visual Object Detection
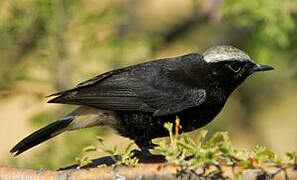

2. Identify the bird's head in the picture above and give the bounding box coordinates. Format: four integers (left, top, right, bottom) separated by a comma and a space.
203, 45, 274, 88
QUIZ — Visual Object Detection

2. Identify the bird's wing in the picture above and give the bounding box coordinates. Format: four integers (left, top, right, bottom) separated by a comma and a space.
48, 54, 207, 116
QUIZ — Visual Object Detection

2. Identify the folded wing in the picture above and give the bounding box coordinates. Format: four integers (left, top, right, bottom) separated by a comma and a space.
48, 54, 207, 116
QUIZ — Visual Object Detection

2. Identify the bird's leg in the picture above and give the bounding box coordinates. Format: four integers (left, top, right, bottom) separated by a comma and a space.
135, 140, 157, 157
140, 147, 153, 156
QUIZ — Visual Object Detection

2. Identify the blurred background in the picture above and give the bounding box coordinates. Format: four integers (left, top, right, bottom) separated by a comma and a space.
0, 0, 296, 170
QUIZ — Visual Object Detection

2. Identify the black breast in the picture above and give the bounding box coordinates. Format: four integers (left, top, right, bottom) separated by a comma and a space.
115, 111, 176, 142
177, 99, 225, 133
176, 86, 230, 132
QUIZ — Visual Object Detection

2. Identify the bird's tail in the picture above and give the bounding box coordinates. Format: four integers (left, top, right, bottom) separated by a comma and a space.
10, 116, 74, 156
10, 107, 110, 156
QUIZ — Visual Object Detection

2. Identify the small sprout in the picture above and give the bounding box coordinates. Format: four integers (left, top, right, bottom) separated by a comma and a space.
97, 139, 139, 167
199, 130, 208, 144
286, 152, 297, 164
286, 152, 297, 160
96, 136, 104, 142
75, 145, 97, 168
75, 155, 92, 168
239, 159, 254, 169
175, 116, 182, 139
253, 145, 275, 166
274, 155, 283, 166
124, 142, 134, 154
82, 145, 97, 152
184, 135, 196, 147
164, 122, 174, 144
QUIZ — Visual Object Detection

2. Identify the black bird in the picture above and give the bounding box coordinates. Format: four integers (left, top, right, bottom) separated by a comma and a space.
10, 45, 274, 156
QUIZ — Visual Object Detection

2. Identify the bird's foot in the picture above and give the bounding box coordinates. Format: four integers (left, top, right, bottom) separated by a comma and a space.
140, 148, 153, 157
130, 148, 166, 163
134, 140, 157, 156
131, 149, 152, 158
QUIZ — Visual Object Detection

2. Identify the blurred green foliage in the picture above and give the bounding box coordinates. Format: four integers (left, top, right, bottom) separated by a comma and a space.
1, 0, 296, 170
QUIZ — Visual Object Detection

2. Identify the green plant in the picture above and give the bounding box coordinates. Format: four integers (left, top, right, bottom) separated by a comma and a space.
154, 118, 297, 175
75, 145, 97, 168
75, 136, 138, 168
97, 136, 139, 167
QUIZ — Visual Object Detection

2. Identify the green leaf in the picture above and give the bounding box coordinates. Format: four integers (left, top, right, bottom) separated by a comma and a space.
124, 142, 134, 154
286, 152, 297, 161
82, 145, 97, 152
96, 136, 104, 143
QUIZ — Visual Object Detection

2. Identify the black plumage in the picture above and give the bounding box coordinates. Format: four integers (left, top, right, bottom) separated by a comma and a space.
11, 45, 274, 156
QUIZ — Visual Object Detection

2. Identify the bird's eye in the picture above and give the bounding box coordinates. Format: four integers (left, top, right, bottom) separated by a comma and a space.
227, 63, 241, 73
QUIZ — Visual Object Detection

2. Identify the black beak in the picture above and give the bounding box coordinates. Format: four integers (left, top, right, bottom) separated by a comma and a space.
253, 64, 274, 72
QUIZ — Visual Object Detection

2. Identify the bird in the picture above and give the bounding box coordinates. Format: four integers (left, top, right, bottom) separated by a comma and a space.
10, 45, 274, 156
